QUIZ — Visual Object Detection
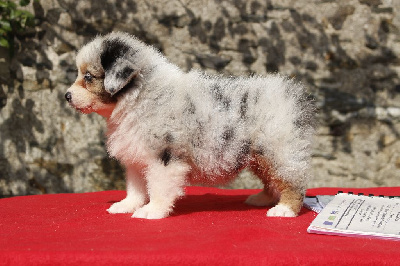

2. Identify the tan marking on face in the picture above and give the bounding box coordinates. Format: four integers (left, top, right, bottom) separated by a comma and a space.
80, 63, 88, 75
78, 63, 116, 104
76, 77, 85, 89
66, 62, 117, 117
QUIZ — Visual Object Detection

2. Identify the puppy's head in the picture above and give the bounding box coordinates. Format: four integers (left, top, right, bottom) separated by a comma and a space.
65, 32, 141, 117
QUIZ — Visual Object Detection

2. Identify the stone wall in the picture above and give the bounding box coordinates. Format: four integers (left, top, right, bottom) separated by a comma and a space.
1, 0, 399, 196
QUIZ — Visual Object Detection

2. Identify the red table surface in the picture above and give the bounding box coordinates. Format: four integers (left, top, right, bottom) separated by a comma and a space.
0, 186, 399, 265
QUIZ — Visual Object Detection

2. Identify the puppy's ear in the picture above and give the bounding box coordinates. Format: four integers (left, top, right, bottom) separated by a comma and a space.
101, 38, 138, 96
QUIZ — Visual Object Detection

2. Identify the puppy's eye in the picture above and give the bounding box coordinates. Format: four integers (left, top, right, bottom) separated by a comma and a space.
84, 72, 93, 83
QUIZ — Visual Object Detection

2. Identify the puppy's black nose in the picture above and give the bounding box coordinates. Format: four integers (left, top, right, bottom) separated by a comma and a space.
65, 92, 72, 102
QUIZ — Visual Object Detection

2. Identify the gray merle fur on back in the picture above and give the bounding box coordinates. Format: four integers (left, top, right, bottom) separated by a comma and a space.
99, 32, 315, 188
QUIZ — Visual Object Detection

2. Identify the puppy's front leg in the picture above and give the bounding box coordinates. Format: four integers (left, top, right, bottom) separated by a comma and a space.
107, 165, 147, 214
132, 160, 190, 219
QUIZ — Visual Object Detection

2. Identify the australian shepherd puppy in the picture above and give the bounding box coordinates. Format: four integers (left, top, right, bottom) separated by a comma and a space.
65, 32, 315, 219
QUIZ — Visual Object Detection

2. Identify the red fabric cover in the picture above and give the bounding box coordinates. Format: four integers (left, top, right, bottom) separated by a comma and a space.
1, 186, 399, 265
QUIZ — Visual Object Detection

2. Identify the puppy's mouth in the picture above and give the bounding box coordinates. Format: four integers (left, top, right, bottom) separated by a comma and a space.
65, 91, 94, 114
67, 100, 93, 114
76, 106, 93, 114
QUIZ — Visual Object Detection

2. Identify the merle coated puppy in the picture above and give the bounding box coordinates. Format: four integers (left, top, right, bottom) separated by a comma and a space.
65, 32, 315, 219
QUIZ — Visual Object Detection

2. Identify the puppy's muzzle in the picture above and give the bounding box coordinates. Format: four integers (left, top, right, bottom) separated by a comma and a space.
65, 92, 72, 102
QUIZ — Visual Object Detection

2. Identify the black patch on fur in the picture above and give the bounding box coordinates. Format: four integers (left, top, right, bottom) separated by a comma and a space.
240, 91, 249, 119
235, 140, 252, 171
254, 147, 264, 156
164, 133, 174, 143
116, 66, 134, 80
190, 120, 204, 148
231, 140, 251, 171
185, 96, 196, 114
211, 83, 230, 110
222, 127, 234, 142
160, 148, 172, 166
100, 38, 130, 71
211, 83, 223, 101
240, 139, 251, 155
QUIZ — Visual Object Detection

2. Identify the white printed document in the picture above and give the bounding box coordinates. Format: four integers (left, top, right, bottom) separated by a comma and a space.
307, 193, 400, 240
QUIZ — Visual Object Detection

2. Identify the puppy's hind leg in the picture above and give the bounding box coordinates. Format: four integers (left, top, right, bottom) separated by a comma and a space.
265, 179, 304, 217
245, 155, 279, 207
245, 183, 279, 207
107, 165, 148, 214
132, 160, 190, 219
248, 155, 304, 217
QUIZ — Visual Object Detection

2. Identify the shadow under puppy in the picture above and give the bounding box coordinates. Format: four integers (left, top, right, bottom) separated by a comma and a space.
65, 32, 315, 219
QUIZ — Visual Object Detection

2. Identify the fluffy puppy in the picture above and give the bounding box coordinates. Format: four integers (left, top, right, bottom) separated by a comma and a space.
65, 32, 315, 219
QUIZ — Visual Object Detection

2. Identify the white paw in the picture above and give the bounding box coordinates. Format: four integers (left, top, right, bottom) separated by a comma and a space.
267, 204, 297, 217
107, 198, 143, 214
132, 203, 170, 219
245, 191, 276, 207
